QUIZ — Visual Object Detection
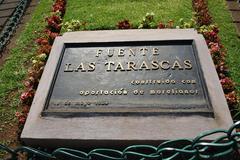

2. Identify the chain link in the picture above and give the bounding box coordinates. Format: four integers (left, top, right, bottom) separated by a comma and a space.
1, 121, 239, 160
0, 0, 30, 56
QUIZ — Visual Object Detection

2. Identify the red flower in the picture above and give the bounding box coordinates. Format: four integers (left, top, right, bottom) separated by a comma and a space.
19, 116, 26, 125
38, 44, 52, 55
209, 42, 220, 54
20, 89, 35, 105
193, 0, 212, 26
117, 20, 131, 29
20, 92, 29, 102
225, 91, 238, 107
35, 38, 49, 45
47, 15, 61, 24
157, 22, 165, 29
202, 30, 220, 43
15, 112, 21, 117
46, 15, 62, 32
52, 3, 65, 13
220, 77, 235, 93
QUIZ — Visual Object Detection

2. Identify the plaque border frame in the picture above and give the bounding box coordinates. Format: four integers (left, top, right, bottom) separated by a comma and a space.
42, 40, 213, 117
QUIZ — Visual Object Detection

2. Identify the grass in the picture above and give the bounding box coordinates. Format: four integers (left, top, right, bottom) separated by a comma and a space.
0, 0, 53, 152
208, 0, 240, 116
63, 0, 193, 30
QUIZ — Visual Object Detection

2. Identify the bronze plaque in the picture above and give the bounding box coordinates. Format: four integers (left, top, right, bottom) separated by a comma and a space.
43, 40, 212, 117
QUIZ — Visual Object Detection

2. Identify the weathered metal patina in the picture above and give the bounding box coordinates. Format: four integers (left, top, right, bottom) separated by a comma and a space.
43, 40, 212, 117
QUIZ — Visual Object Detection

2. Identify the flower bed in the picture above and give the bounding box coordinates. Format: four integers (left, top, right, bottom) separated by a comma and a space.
193, 0, 238, 112
16, 0, 66, 129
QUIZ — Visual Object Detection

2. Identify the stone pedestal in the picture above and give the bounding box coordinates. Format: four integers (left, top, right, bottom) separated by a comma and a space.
21, 29, 233, 148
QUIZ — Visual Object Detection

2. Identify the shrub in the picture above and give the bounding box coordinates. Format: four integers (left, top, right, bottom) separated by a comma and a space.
117, 19, 131, 29
138, 12, 156, 29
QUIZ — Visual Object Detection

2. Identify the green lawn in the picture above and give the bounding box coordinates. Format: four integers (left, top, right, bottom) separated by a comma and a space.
0, 0, 53, 148
63, 0, 193, 30
208, 0, 240, 115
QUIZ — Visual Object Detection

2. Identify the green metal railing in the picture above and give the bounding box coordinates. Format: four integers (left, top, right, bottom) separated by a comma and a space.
1, 121, 240, 160
0, 0, 30, 55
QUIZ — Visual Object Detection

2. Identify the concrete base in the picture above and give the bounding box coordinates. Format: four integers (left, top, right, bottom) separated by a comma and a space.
21, 29, 233, 148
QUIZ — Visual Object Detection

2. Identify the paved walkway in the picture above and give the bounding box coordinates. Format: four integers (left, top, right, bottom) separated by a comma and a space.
226, 0, 240, 37
0, 0, 39, 64
0, 0, 21, 32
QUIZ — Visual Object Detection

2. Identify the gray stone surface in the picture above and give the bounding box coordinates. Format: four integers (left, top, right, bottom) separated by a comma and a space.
227, 1, 240, 11
227, 1, 240, 37
2, 0, 20, 4
0, 17, 8, 27
0, 3, 18, 11
0, 9, 14, 18
231, 11, 240, 23
235, 22, 240, 37
21, 29, 233, 148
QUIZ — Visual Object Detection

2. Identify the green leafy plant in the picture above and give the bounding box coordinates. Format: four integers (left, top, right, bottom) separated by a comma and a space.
177, 18, 196, 29
138, 12, 156, 29
62, 19, 86, 32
